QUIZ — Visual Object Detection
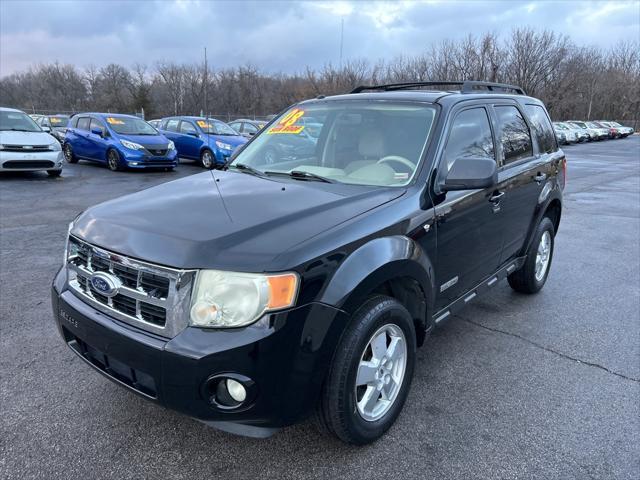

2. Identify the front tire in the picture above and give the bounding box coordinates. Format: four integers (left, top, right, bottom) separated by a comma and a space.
317, 295, 416, 445
200, 149, 215, 169
508, 217, 555, 294
107, 149, 122, 171
63, 143, 77, 164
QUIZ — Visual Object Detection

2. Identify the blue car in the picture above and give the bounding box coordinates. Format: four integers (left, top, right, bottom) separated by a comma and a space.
63, 113, 178, 171
159, 116, 247, 169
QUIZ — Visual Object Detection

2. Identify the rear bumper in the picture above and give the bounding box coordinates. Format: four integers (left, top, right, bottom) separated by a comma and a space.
51, 267, 349, 430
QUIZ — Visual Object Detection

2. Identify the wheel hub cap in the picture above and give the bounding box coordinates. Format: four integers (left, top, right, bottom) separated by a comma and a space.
535, 231, 551, 281
355, 324, 407, 422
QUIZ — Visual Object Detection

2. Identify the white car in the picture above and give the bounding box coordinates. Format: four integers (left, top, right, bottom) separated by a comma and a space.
0, 107, 64, 177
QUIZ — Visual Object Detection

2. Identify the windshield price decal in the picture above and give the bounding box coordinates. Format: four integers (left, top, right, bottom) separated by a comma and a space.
197, 120, 214, 128
106, 117, 125, 125
268, 108, 305, 134
50, 117, 63, 123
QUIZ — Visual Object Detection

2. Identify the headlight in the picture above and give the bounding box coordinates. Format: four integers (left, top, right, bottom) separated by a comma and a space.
120, 139, 144, 150
167, 140, 175, 150
215, 140, 233, 150
63, 221, 74, 265
190, 270, 299, 328
50, 141, 62, 151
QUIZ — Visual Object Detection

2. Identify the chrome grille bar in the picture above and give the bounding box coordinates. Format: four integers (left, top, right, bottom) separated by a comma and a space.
66, 235, 196, 338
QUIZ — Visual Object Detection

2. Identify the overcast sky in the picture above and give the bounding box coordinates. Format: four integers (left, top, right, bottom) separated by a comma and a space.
1, 0, 639, 76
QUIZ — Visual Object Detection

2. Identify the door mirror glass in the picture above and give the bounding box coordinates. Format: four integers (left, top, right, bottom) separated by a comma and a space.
91, 127, 104, 137
42, 126, 51, 133
443, 157, 497, 191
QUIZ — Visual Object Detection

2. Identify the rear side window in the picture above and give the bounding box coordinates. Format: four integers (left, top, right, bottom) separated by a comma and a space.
76, 117, 90, 131
165, 119, 179, 132
90, 118, 106, 135
495, 105, 533, 164
525, 105, 557, 154
180, 121, 197, 134
442, 107, 495, 172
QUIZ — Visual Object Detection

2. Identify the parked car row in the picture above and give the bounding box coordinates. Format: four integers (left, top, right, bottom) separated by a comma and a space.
4, 105, 635, 177
553, 120, 634, 145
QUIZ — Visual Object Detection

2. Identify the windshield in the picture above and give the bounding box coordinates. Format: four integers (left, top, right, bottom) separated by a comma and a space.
571, 122, 586, 128
586, 122, 601, 129
106, 116, 158, 135
196, 119, 237, 135
48, 115, 69, 127
230, 101, 437, 187
554, 123, 568, 130
0, 111, 41, 132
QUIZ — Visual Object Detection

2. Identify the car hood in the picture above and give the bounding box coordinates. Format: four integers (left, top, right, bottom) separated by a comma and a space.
0, 130, 56, 145
72, 170, 404, 271
118, 133, 169, 147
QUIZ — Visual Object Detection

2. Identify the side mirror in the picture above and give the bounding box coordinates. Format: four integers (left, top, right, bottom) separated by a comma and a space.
91, 128, 104, 137
42, 126, 51, 133
443, 157, 497, 191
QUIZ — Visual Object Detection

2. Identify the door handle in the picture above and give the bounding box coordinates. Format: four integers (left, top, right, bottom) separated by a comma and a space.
534, 172, 547, 183
489, 191, 505, 203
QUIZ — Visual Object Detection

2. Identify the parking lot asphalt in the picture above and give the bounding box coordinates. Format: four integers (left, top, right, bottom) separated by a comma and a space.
1, 138, 639, 480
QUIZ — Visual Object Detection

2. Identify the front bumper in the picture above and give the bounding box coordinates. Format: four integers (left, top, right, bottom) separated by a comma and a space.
0, 150, 63, 171
120, 148, 178, 168
51, 267, 349, 431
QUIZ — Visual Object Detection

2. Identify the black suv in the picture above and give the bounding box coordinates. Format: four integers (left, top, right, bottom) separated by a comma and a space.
51, 81, 565, 445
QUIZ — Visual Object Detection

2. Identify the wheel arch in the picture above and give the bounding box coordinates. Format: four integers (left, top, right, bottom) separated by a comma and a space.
318, 236, 436, 346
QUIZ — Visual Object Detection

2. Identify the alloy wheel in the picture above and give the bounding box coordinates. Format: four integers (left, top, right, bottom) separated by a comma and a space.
354, 323, 407, 422
535, 230, 551, 281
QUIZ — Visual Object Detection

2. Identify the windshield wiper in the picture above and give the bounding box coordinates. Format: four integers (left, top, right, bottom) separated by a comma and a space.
265, 170, 336, 184
2, 128, 35, 132
230, 163, 265, 177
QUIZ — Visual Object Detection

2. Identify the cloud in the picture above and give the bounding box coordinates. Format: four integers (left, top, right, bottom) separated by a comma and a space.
1, 0, 638, 76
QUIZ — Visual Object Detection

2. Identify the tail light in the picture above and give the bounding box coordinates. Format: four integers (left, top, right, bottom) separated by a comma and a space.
561, 158, 567, 189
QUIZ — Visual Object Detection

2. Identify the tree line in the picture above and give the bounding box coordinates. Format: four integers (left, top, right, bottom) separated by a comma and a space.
1, 28, 638, 125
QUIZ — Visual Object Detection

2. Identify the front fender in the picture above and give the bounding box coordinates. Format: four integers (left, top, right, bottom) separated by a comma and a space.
318, 235, 435, 327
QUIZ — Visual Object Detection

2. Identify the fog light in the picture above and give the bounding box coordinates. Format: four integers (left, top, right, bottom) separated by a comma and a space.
226, 379, 247, 402
129, 162, 139, 166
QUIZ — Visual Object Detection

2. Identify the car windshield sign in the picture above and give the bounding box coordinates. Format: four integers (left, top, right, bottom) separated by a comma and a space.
49, 116, 69, 126
0, 111, 41, 132
197, 119, 237, 135
230, 101, 436, 187
106, 116, 157, 135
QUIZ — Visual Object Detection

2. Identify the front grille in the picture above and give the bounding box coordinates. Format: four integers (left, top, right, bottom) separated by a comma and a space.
67, 236, 195, 338
146, 148, 168, 156
3, 160, 55, 169
1, 144, 52, 152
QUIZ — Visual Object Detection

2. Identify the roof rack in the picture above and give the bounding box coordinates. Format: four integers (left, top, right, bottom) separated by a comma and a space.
350, 81, 526, 95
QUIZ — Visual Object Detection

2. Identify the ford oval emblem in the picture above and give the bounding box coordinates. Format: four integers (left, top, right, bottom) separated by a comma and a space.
89, 272, 121, 297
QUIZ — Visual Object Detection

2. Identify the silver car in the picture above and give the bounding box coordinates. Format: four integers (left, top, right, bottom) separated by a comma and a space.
553, 122, 577, 144
567, 121, 605, 141
0, 107, 64, 177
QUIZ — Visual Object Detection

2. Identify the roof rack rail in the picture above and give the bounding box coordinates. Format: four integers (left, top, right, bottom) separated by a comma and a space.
350, 81, 526, 95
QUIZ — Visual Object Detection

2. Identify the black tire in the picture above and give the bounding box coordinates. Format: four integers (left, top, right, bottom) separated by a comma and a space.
63, 143, 77, 164
317, 295, 416, 445
200, 149, 215, 169
508, 217, 555, 294
107, 149, 121, 171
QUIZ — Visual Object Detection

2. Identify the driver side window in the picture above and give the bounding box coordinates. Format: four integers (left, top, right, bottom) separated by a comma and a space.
442, 107, 495, 172
180, 121, 197, 134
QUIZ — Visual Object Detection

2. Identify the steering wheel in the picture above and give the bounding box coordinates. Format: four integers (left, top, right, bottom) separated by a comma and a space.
377, 155, 416, 171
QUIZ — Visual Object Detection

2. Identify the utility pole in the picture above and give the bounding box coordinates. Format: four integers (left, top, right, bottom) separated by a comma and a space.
204, 47, 208, 119
339, 18, 344, 70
